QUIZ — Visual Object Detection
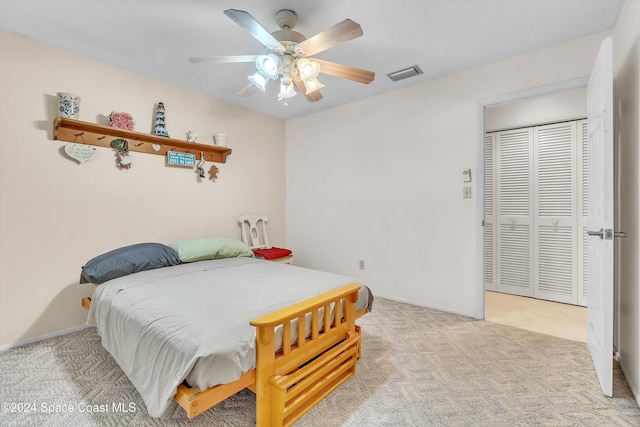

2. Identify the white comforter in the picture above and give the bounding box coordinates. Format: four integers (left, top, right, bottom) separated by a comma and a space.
86, 257, 371, 417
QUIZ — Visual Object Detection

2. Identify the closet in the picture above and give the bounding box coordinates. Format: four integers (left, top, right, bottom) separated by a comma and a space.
484, 119, 588, 306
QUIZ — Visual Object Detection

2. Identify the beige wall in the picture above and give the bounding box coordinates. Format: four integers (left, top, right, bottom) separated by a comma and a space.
613, 0, 640, 407
485, 87, 586, 132
0, 31, 286, 347
287, 32, 607, 317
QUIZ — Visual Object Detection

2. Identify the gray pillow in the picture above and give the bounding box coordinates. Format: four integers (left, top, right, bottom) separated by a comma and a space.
80, 243, 181, 284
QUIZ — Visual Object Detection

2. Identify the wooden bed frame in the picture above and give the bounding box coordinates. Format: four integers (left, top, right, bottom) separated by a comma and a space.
84, 282, 366, 427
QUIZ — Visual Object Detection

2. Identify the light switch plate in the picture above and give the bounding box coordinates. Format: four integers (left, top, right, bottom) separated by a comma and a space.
463, 186, 472, 199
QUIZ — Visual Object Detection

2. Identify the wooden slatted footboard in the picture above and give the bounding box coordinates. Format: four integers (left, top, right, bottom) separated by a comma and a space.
250, 282, 361, 427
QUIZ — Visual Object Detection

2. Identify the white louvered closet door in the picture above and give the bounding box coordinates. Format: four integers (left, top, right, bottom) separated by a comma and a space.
484, 133, 497, 291
496, 128, 534, 297
486, 119, 588, 306
533, 122, 578, 304
578, 119, 589, 306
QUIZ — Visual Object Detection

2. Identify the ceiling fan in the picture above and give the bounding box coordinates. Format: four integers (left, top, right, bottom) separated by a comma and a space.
189, 9, 375, 103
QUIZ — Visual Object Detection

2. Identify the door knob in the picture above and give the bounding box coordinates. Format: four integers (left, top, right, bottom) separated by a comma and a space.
587, 228, 604, 239
587, 229, 626, 240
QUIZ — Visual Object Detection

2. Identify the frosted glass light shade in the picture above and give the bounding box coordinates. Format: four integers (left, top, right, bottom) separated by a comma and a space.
256, 54, 280, 78
296, 58, 321, 80
278, 83, 296, 100
248, 71, 268, 91
304, 77, 324, 94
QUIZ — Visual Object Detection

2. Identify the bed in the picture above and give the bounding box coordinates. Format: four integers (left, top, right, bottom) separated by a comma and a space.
82, 240, 373, 426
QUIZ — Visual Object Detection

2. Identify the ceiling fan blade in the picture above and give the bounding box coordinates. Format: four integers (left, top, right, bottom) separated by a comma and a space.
189, 55, 259, 64
313, 58, 375, 84
224, 9, 284, 52
294, 80, 323, 102
296, 19, 363, 57
238, 83, 260, 97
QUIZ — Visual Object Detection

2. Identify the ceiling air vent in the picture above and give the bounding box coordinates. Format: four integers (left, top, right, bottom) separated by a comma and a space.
386, 65, 423, 82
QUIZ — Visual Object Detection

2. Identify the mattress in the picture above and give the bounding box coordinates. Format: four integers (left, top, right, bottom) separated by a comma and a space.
86, 257, 372, 417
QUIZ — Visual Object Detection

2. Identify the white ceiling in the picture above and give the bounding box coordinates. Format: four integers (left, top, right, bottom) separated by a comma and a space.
0, 0, 623, 120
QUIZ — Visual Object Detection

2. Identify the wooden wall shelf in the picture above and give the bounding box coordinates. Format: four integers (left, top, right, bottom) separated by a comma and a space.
53, 117, 232, 163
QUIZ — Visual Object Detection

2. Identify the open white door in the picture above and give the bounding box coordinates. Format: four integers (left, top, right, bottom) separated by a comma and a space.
586, 36, 614, 397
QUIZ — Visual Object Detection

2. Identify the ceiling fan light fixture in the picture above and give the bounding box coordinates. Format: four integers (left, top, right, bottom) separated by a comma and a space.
248, 54, 281, 91
248, 71, 268, 91
278, 82, 297, 100
296, 58, 321, 80
195, 8, 375, 104
256, 54, 280, 78
304, 77, 324, 94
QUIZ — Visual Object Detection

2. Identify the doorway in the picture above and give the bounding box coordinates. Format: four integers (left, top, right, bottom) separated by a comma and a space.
476, 80, 590, 341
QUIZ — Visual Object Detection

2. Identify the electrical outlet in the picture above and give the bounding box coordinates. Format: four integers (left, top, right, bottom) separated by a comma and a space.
359, 260, 365, 270
463, 186, 472, 199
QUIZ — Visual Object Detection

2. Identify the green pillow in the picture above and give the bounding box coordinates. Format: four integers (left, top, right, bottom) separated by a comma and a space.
169, 237, 254, 263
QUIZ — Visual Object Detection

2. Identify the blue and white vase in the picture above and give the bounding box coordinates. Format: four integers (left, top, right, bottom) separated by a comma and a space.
57, 92, 81, 119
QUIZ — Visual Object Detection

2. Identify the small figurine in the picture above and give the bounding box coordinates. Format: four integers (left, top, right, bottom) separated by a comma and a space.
196, 155, 206, 179
186, 130, 198, 142
209, 164, 219, 181
153, 102, 169, 137
116, 151, 132, 169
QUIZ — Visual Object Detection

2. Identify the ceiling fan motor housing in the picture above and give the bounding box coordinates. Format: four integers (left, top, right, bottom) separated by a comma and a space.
273, 10, 306, 44
276, 9, 297, 29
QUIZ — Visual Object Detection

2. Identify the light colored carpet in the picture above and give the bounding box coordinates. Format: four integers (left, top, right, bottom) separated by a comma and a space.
1, 297, 638, 426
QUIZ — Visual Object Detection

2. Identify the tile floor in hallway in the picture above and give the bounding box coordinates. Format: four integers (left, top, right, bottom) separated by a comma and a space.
484, 290, 587, 342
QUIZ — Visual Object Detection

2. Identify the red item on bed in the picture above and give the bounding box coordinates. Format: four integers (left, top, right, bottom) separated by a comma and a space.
252, 247, 292, 260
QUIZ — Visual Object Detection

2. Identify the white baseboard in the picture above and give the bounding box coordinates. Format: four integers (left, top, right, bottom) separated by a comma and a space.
616, 350, 640, 408
0, 324, 91, 353
373, 292, 478, 319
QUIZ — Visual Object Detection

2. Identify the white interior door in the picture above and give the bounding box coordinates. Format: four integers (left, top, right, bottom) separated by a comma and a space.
586, 36, 614, 397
